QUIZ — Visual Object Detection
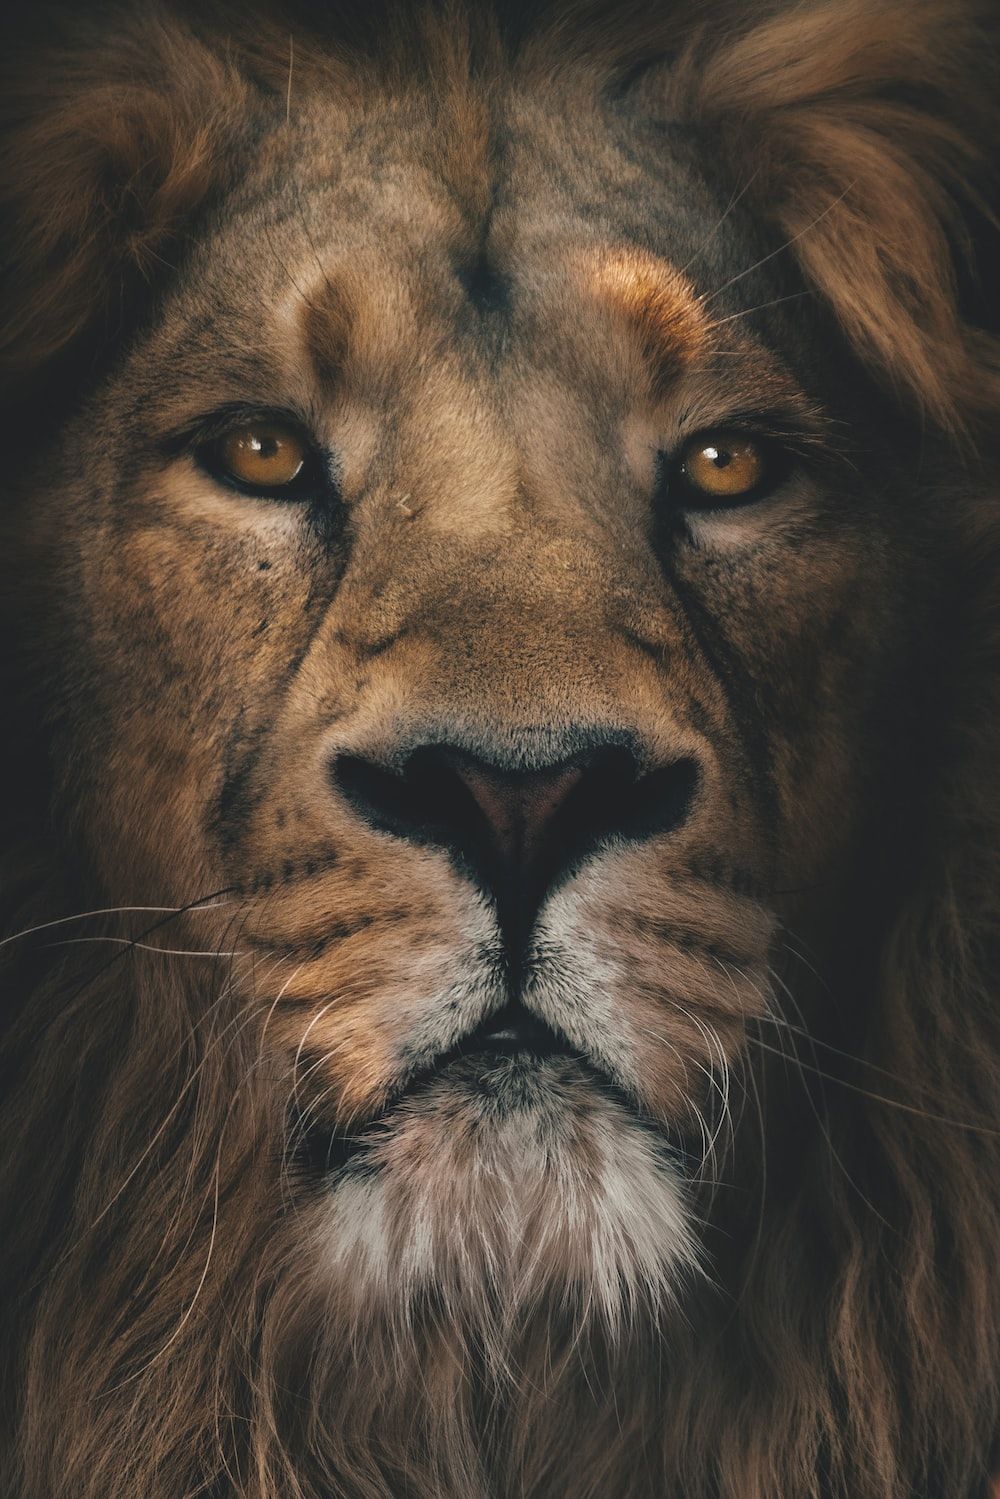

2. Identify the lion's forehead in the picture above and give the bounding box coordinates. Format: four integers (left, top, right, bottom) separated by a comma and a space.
147, 82, 753, 416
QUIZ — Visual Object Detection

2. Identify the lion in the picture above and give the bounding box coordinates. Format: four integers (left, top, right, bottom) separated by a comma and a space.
1, 0, 998, 1494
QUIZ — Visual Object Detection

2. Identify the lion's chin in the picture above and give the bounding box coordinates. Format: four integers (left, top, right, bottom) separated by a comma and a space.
309, 1054, 699, 1331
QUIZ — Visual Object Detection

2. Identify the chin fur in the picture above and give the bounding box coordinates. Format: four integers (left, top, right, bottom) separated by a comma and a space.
311, 1056, 698, 1336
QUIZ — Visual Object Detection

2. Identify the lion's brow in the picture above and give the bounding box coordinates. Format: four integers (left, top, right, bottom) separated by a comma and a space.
572, 244, 707, 393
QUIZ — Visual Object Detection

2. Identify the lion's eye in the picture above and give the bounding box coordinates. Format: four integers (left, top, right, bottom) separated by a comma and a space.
194, 419, 326, 499
673, 431, 778, 507
215, 424, 308, 491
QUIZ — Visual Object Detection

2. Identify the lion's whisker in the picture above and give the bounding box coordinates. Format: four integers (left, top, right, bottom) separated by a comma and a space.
746, 1034, 1000, 1138
704, 289, 814, 331
697, 183, 855, 307
43, 936, 246, 957
0, 900, 233, 949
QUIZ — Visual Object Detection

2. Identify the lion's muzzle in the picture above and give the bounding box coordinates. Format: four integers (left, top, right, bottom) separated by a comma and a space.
331, 730, 699, 978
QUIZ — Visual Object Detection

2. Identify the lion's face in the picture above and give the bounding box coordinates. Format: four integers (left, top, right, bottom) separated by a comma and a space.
28, 71, 917, 1318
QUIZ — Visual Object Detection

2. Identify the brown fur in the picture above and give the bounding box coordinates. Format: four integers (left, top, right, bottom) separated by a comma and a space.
1, 2, 999, 1496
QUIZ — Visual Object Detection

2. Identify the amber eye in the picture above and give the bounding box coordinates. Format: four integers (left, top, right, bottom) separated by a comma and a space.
213, 423, 309, 492
676, 431, 770, 505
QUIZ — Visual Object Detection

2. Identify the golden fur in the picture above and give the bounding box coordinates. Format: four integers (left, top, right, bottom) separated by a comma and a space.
1, 2, 999, 1495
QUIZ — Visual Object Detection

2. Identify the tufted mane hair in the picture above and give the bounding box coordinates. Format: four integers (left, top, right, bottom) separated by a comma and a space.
1, 2, 999, 1496
2, 0, 998, 433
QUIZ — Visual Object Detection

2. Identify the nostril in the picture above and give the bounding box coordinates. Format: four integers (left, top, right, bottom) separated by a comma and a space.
331, 749, 486, 855
538, 750, 699, 886
587, 753, 699, 844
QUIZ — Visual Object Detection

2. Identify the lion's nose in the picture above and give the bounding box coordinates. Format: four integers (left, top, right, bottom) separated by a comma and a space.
331, 735, 698, 935
445, 756, 585, 870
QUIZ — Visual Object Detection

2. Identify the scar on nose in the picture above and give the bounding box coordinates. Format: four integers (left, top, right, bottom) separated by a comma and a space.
575, 246, 706, 396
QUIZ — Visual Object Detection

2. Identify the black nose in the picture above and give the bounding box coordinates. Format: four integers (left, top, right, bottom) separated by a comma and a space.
332, 735, 697, 947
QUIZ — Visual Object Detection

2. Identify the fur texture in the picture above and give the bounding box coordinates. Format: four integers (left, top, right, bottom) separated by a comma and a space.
1, 2, 999, 1496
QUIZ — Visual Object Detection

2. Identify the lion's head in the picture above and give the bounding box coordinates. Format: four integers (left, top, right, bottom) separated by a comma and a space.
2, 2, 999, 1495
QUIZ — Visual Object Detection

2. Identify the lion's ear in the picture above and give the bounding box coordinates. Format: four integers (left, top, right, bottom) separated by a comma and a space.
665, 0, 999, 435
0, 10, 250, 429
